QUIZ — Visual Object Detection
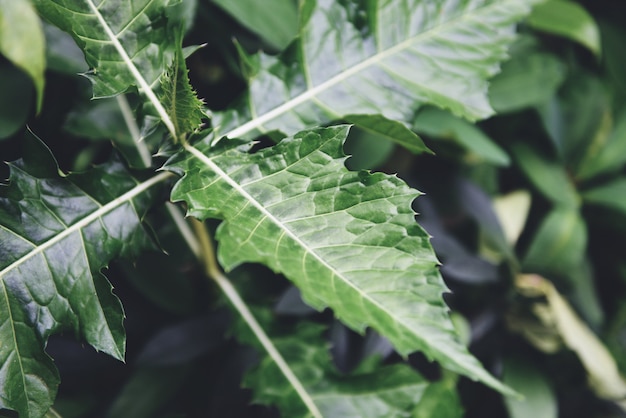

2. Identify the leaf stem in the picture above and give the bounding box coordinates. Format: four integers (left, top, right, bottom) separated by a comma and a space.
165, 203, 201, 258
188, 219, 323, 418
116, 95, 152, 168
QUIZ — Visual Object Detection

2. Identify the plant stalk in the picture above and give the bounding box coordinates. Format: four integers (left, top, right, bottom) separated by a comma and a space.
188, 219, 323, 418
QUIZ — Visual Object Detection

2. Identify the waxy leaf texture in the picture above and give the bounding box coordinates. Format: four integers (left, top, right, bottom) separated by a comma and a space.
167, 126, 512, 393
0, 136, 168, 418
216, 0, 536, 140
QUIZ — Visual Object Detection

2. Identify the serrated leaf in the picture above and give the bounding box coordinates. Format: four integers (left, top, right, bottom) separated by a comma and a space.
0, 134, 170, 418
0, 0, 46, 112
214, 0, 537, 140
34, 0, 177, 99
159, 28, 205, 142
243, 321, 431, 417
166, 125, 514, 394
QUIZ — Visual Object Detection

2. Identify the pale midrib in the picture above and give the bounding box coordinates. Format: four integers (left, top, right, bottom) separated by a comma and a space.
85, 0, 177, 139
183, 140, 504, 390
0, 172, 171, 279
183, 143, 417, 345
223, 1, 511, 139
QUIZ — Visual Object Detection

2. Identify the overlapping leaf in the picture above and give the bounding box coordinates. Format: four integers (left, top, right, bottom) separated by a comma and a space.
167, 125, 512, 393
0, 135, 169, 418
214, 0, 537, 140
243, 322, 432, 417
34, 0, 178, 98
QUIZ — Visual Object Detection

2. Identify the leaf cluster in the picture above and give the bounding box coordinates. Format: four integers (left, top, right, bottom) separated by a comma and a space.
1, 1, 625, 418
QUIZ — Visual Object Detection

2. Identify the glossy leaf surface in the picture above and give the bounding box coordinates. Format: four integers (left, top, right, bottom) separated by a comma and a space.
34, 0, 177, 98
0, 135, 168, 418
167, 125, 513, 393
214, 0, 537, 139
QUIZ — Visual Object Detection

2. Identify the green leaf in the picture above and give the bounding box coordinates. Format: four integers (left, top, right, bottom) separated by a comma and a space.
243, 321, 432, 417
344, 114, 432, 155
214, 0, 537, 140
413, 107, 510, 166
0, 134, 169, 418
527, 0, 601, 56
211, 0, 298, 50
34, 0, 176, 98
576, 110, 626, 180
344, 127, 397, 171
536, 71, 609, 164
511, 142, 579, 208
0, 63, 33, 140
0, 0, 46, 112
159, 28, 205, 141
43, 22, 88, 75
502, 357, 557, 418
488, 50, 566, 113
582, 177, 626, 215
522, 207, 587, 277
166, 125, 514, 394
412, 377, 463, 418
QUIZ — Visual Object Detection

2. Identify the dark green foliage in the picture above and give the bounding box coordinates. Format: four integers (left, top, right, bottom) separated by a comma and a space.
1, 1, 626, 417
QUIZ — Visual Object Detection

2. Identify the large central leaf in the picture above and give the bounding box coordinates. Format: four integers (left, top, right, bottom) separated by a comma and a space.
166, 126, 511, 393
0, 136, 170, 418
215, 0, 536, 139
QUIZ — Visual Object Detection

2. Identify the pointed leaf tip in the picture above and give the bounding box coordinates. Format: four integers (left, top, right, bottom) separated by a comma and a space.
167, 125, 513, 393
0, 134, 168, 418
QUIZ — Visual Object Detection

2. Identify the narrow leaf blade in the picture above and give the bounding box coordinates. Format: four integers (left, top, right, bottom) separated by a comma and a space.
167, 126, 514, 394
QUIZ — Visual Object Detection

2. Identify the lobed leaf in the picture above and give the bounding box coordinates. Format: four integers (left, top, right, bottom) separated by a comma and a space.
166, 125, 514, 394
214, 0, 537, 140
0, 134, 169, 418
